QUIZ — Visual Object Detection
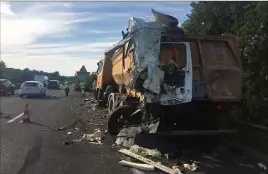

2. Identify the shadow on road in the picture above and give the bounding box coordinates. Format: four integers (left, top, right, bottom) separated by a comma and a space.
30, 121, 51, 128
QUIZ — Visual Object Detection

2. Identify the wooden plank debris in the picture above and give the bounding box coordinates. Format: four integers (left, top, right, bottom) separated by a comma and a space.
119, 149, 182, 174
119, 160, 155, 171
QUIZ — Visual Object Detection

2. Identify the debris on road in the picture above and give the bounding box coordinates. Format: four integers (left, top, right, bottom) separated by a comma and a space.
67, 132, 72, 135
52, 119, 84, 131
78, 128, 106, 145
116, 127, 142, 148
182, 163, 198, 171
130, 145, 162, 158
115, 121, 159, 148
63, 129, 105, 146
119, 148, 182, 174
258, 162, 267, 170
119, 160, 155, 171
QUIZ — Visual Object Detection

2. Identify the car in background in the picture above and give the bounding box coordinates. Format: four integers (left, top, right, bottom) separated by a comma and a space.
48, 80, 60, 89
0, 79, 15, 95
20, 81, 46, 98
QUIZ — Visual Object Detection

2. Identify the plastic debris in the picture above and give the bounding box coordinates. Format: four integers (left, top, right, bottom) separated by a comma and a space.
258, 162, 267, 170
164, 153, 169, 160
182, 163, 198, 171
130, 145, 162, 158
82, 129, 105, 143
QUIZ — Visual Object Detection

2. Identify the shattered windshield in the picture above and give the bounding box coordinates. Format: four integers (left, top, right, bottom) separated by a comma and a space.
159, 43, 187, 69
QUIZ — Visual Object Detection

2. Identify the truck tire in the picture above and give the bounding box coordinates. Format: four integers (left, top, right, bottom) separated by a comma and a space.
108, 105, 136, 135
94, 89, 98, 100
96, 90, 105, 106
108, 95, 115, 114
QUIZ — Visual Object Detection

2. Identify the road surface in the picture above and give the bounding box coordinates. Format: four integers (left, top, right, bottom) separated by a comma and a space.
0, 87, 128, 174
0, 87, 266, 174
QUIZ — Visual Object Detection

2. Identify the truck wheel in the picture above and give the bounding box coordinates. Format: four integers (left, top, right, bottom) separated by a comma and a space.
97, 90, 105, 106
108, 105, 136, 135
108, 95, 114, 113
94, 90, 98, 100
108, 94, 117, 114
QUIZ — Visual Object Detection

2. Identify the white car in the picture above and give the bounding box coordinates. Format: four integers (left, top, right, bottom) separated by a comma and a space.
20, 81, 46, 98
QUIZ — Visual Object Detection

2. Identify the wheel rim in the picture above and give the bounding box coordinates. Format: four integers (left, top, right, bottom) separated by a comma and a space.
108, 96, 114, 113
108, 105, 136, 135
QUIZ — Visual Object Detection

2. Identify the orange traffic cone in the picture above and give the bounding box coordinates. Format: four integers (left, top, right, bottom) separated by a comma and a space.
20, 103, 31, 124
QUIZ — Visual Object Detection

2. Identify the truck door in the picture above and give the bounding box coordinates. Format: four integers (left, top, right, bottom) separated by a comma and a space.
160, 42, 193, 104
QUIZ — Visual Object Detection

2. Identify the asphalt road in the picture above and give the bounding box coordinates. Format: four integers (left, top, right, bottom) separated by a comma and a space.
0, 87, 129, 174
1, 87, 267, 174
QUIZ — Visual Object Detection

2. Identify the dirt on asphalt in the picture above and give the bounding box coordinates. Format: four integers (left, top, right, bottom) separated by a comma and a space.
61, 92, 268, 174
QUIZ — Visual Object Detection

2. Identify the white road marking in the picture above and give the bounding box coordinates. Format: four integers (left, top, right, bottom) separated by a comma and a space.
7, 112, 24, 123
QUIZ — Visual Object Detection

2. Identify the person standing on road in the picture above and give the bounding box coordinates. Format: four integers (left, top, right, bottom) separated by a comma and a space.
64, 80, 69, 96
80, 80, 86, 96
92, 80, 97, 90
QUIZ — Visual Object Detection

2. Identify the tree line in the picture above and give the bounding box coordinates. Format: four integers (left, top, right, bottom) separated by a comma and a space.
0, 60, 98, 88
182, 1, 268, 125
0, 60, 73, 84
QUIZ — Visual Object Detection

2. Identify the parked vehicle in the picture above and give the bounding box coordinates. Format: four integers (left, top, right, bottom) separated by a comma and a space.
74, 65, 90, 91
34, 75, 49, 87
20, 81, 46, 98
95, 9, 243, 135
48, 80, 60, 89
0, 79, 15, 95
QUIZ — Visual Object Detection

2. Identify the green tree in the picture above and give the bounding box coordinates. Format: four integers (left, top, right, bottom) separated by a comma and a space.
0, 61, 6, 78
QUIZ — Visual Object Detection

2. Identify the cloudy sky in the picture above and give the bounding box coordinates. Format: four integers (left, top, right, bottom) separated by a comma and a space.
1, 2, 192, 76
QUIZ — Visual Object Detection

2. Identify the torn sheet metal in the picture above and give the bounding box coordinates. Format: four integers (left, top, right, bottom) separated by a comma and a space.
126, 11, 192, 105
116, 121, 160, 148
116, 127, 142, 148
128, 17, 163, 95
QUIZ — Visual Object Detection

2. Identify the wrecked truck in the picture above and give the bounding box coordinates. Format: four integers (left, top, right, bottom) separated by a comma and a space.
95, 9, 243, 136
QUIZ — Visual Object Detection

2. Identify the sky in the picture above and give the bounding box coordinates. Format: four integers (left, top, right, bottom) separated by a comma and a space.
1, 1, 192, 76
